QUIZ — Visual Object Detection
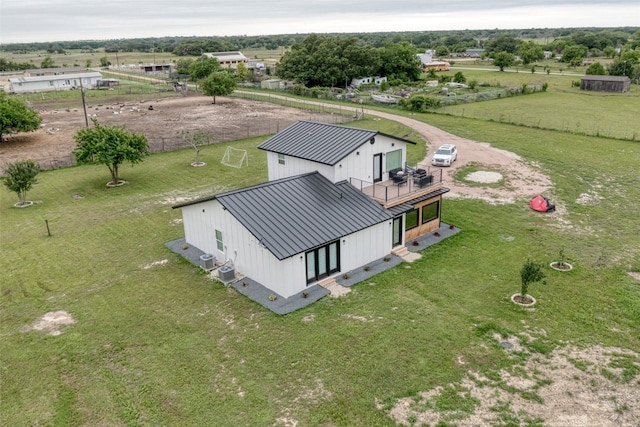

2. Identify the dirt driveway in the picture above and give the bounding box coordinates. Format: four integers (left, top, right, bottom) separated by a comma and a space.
2, 91, 552, 203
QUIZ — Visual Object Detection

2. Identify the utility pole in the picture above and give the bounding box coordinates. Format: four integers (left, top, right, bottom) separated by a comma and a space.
80, 78, 89, 128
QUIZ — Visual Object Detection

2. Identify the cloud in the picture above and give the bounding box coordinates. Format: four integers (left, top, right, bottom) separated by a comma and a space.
1, 0, 639, 43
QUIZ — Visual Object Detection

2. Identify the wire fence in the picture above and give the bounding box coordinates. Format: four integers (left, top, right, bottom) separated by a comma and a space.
22, 93, 357, 173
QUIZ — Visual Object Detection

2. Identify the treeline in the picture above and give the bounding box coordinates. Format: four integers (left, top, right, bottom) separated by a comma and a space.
1, 27, 637, 55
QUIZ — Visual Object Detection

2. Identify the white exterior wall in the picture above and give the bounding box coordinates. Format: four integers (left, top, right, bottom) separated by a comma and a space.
339, 220, 393, 272
181, 199, 393, 298
181, 199, 306, 298
9, 74, 102, 94
266, 135, 408, 184
266, 153, 337, 182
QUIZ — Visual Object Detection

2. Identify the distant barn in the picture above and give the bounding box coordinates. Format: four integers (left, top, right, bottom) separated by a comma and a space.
580, 75, 631, 93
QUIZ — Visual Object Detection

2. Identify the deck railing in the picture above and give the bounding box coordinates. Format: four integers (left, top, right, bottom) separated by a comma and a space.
350, 167, 443, 204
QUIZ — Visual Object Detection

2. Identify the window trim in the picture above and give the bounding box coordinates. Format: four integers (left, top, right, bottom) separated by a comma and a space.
305, 240, 340, 284
215, 229, 224, 252
405, 209, 419, 230
421, 201, 440, 224
277, 153, 285, 165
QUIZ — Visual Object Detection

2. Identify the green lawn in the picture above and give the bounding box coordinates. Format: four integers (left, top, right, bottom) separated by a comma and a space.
1, 82, 640, 426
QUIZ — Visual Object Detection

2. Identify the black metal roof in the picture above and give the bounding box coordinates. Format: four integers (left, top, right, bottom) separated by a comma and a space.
405, 187, 450, 205
258, 120, 414, 166
174, 172, 393, 260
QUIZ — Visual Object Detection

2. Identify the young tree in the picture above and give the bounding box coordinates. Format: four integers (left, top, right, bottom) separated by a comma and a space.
177, 129, 214, 165
200, 71, 237, 104
2, 160, 40, 206
493, 52, 515, 72
0, 93, 42, 142
73, 118, 149, 186
520, 259, 546, 299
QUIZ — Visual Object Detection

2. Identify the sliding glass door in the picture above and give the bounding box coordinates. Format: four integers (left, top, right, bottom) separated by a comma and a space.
306, 241, 340, 283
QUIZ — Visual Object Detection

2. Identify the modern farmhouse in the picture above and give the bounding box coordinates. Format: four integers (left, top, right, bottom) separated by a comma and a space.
173, 121, 450, 302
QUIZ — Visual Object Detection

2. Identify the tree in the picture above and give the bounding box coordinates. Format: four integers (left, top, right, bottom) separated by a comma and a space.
175, 58, 194, 76
73, 118, 149, 186
276, 35, 378, 88
235, 62, 249, 82
435, 45, 450, 58
85, 59, 92, 68
0, 93, 42, 142
561, 44, 588, 66
493, 52, 515, 71
2, 160, 40, 206
40, 56, 55, 68
485, 34, 520, 55
520, 259, 546, 299
99, 56, 111, 67
517, 41, 544, 65
585, 62, 606, 75
379, 41, 421, 83
200, 71, 237, 104
453, 72, 466, 83
177, 129, 214, 165
189, 57, 221, 81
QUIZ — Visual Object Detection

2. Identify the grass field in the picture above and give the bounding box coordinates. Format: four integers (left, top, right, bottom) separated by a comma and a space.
1, 68, 640, 426
440, 67, 640, 140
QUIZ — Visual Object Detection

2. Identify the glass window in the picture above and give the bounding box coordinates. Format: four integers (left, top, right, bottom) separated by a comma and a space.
306, 251, 316, 282
405, 209, 418, 230
328, 242, 338, 271
421, 201, 440, 224
305, 240, 340, 283
385, 149, 402, 172
278, 153, 285, 165
215, 229, 224, 252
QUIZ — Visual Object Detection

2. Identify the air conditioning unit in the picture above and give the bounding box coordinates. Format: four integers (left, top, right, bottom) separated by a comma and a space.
199, 254, 216, 270
218, 264, 235, 282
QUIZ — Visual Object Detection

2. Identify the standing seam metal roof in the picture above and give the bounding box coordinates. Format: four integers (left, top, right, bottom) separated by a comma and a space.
213, 172, 393, 260
258, 120, 378, 165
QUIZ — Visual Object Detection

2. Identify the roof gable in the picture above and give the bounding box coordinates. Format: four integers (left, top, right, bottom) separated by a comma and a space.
258, 121, 380, 165
175, 172, 392, 260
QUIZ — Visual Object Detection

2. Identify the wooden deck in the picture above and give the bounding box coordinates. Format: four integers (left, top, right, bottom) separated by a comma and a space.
351, 168, 443, 207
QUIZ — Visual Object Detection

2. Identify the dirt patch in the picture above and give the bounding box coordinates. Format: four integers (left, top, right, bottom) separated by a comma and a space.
0, 94, 343, 173
466, 171, 504, 184
21, 310, 75, 336
3, 91, 552, 205
386, 344, 640, 426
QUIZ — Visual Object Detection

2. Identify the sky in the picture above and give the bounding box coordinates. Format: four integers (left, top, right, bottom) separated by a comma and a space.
1, 0, 639, 44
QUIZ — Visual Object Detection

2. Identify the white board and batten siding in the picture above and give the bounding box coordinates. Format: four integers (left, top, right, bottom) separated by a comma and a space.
181, 199, 304, 298
338, 220, 392, 272
266, 134, 409, 185
181, 200, 393, 298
